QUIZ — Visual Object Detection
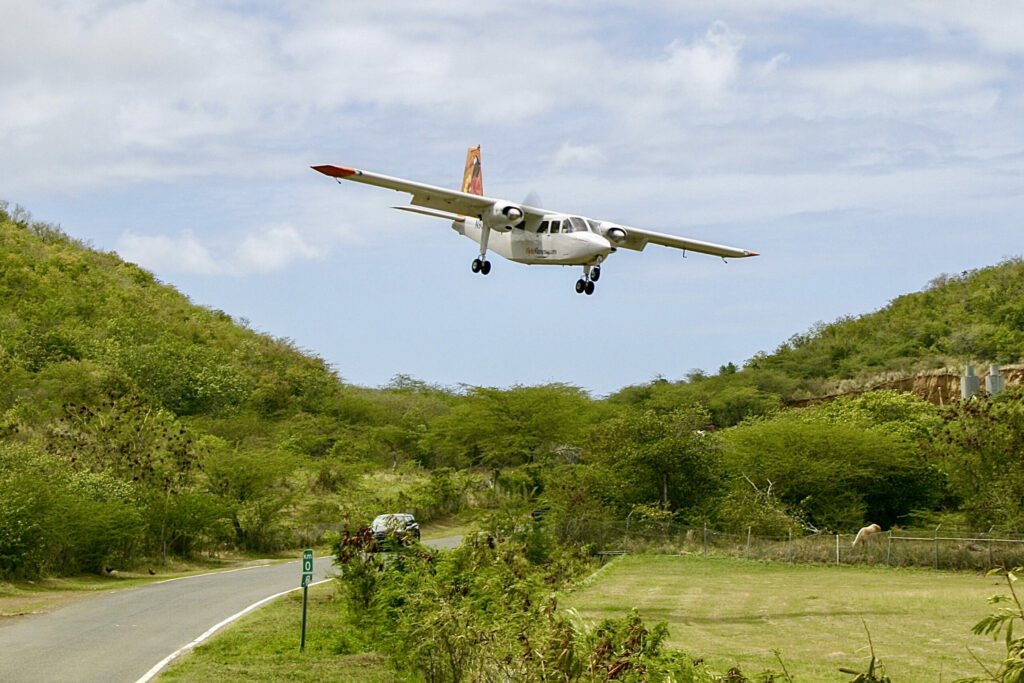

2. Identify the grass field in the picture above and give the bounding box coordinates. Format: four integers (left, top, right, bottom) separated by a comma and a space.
156, 550, 1013, 681
563, 554, 1008, 681
159, 583, 394, 682
419, 515, 478, 541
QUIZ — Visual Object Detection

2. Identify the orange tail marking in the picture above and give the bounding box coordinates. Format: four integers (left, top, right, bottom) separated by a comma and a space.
461, 146, 483, 195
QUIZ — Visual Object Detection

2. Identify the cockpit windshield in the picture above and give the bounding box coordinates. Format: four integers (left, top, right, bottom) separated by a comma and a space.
566, 217, 589, 233
539, 216, 590, 233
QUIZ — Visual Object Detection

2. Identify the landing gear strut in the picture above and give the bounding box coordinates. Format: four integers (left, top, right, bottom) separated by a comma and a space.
473, 223, 492, 275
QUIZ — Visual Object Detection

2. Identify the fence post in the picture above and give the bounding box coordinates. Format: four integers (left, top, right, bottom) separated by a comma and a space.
788, 530, 793, 563
746, 526, 752, 559
836, 533, 840, 565
703, 523, 707, 558
886, 530, 892, 567
987, 526, 994, 569
934, 524, 941, 570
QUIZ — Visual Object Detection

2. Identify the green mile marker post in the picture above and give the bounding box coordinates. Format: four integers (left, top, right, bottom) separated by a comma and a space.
300, 549, 313, 651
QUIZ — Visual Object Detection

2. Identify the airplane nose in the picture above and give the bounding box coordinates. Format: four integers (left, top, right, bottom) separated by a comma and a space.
579, 231, 613, 256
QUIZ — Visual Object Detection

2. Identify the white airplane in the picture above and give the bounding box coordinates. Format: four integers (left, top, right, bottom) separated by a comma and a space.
313, 147, 758, 295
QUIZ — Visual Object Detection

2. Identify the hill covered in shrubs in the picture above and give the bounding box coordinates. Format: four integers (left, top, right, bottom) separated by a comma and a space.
609, 257, 1024, 426
2, 201, 1023, 580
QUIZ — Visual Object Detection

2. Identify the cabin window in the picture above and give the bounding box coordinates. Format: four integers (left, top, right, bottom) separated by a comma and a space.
549, 220, 561, 233
537, 221, 549, 234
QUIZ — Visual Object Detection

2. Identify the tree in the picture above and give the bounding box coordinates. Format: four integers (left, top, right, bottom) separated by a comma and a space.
422, 384, 595, 469
721, 412, 942, 530
589, 406, 718, 515
931, 389, 1024, 529
201, 442, 297, 551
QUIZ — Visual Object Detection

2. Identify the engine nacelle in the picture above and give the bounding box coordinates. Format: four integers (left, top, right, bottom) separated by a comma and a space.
483, 202, 525, 232
606, 226, 627, 244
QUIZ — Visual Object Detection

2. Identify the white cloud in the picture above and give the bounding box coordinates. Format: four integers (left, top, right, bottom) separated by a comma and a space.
116, 223, 321, 276
235, 224, 320, 273
117, 230, 220, 275
655, 21, 744, 108
552, 142, 605, 169
790, 58, 1001, 105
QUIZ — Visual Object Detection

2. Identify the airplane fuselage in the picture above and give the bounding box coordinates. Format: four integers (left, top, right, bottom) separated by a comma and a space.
454, 215, 614, 266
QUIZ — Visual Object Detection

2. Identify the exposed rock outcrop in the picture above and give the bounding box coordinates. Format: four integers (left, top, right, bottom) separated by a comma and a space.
788, 364, 1024, 408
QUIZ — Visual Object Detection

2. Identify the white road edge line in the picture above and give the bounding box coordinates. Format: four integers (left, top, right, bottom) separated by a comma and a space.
153, 563, 274, 585
134, 578, 332, 683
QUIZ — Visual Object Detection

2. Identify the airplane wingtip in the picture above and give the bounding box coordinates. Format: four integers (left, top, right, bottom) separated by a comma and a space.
312, 165, 357, 178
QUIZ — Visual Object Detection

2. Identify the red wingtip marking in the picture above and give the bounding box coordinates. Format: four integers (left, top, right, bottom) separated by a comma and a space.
312, 165, 357, 178
748, 252, 760, 257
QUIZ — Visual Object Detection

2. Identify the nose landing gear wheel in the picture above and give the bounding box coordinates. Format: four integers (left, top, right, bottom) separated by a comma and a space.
471, 259, 482, 273
480, 260, 491, 275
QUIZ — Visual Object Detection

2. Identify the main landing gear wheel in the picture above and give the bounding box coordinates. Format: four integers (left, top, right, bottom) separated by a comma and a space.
591, 265, 601, 282
575, 278, 596, 295
471, 258, 491, 274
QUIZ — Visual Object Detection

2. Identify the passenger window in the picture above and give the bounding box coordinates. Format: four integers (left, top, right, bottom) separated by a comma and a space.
549, 220, 561, 233
537, 221, 549, 234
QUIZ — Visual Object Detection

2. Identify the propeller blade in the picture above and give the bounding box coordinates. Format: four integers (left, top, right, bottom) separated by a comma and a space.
521, 190, 543, 209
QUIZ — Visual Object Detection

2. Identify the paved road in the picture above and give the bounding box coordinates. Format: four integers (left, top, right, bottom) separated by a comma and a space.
0, 537, 463, 682
0, 557, 334, 683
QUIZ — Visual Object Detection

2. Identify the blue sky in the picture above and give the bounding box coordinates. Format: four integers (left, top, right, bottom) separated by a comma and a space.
3, 1, 1023, 395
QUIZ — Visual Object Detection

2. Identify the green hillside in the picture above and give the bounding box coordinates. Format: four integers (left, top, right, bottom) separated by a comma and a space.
750, 259, 1024, 380
0, 205, 600, 577
610, 258, 1024, 426
0, 204, 341, 422
0, 204, 461, 577
3, 201, 1024, 583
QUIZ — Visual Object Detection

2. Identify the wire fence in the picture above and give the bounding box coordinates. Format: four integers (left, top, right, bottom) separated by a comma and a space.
555, 520, 1024, 571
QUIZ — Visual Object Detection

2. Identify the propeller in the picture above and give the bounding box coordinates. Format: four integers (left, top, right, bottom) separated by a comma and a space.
521, 190, 543, 209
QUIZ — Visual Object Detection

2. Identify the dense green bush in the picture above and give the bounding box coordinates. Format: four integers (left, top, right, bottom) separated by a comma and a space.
0, 443, 144, 576
332, 524, 741, 681
720, 414, 941, 530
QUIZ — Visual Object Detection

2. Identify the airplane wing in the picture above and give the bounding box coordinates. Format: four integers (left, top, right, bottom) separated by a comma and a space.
607, 225, 758, 259
312, 164, 543, 220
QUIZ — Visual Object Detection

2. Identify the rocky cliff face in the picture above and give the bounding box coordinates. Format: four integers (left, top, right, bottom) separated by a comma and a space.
789, 364, 1024, 407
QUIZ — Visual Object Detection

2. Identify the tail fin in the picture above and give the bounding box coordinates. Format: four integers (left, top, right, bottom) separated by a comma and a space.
461, 146, 483, 195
